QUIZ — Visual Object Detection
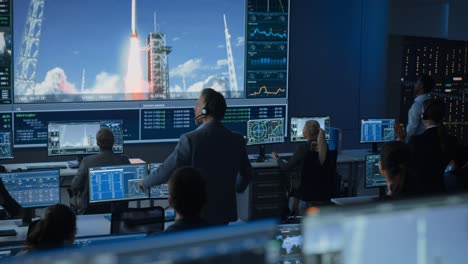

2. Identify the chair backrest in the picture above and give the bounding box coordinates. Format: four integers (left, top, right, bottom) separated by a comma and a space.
110, 206, 165, 235
300, 150, 335, 202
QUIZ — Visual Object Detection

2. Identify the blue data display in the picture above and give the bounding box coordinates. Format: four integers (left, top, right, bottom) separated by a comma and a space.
365, 154, 387, 188
0, 169, 60, 208
360, 119, 395, 143
89, 164, 148, 203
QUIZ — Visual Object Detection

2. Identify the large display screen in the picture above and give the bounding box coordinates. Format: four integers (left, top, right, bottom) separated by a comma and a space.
6, 0, 289, 147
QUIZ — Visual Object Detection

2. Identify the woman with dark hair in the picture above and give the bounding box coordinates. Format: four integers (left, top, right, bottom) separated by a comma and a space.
22, 204, 76, 253
379, 141, 415, 197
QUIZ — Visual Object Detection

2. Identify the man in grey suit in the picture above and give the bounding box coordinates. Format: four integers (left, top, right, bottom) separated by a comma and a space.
70, 128, 130, 214
140, 88, 252, 225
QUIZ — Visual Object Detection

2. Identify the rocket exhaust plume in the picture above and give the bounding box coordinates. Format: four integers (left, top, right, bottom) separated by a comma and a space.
125, 0, 146, 99
131, 0, 137, 37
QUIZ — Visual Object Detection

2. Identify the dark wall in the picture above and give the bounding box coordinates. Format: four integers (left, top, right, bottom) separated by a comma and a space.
8, 0, 391, 164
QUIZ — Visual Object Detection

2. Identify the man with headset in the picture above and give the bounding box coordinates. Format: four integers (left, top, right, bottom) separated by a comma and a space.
396, 98, 457, 194
140, 88, 252, 225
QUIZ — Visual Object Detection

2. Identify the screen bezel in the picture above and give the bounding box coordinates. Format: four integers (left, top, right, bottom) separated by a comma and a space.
0, 169, 61, 208
359, 118, 396, 143
88, 164, 149, 204
47, 120, 124, 157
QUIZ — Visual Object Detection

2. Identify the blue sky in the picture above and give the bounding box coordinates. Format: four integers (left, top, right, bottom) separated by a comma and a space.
14, 0, 245, 98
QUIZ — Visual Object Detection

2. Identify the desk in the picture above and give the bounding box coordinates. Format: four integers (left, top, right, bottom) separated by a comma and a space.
331, 195, 379, 206
0, 214, 111, 244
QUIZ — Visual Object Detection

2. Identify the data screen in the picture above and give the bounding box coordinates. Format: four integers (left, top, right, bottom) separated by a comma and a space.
89, 164, 149, 203
0, 130, 12, 159
275, 224, 303, 263
360, 119, 395, 143
365, 154, 387, 188
0, 169, 60, 208
48, 120, 124, 156
247, 118, 285, 145
290, 116, 330, 142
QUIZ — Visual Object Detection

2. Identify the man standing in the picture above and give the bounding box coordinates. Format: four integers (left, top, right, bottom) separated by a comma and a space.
405, 74, 434, 141
140, 88, 252, 225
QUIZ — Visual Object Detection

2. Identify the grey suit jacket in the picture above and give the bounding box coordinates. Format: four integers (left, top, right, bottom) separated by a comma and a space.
142, 120, 253, 225
70, 150, 130, 214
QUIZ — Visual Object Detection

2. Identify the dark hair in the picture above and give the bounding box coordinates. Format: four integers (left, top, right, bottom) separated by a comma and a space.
423, 98, 448, 151
200, 88, 227, 120
419, 74, 435, 93
96, 127, 114, 150
27, 204, 76, 250
168, 167, 206, 219
380, 141, 414, 196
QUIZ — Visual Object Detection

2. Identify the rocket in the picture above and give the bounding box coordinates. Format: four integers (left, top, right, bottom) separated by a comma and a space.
131, 0, 137, 38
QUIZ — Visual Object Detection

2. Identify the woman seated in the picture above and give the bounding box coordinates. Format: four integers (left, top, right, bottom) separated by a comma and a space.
272, 120, 329, 215
379, 141, 416, 197
21, 204, 76, 254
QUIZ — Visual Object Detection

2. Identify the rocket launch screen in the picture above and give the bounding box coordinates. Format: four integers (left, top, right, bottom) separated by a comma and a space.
5, 0, 290, 147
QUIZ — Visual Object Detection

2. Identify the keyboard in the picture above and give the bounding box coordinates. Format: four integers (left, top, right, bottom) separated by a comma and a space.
26, 164, 68, 170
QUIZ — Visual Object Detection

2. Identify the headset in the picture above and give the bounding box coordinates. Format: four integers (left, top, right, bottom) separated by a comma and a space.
194, 98, 213, 121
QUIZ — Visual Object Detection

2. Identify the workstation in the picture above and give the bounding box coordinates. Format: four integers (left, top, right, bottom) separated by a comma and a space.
0, 0, 467, 263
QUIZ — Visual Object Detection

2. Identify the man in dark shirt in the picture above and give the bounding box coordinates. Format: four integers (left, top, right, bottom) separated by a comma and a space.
165, 167, 206, 233
70, 128, 130, 214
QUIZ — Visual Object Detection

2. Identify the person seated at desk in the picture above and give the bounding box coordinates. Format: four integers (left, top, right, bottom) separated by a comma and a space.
165, 167, 207, 233
20, 204, 76, 254
444, 145, 468, 192
272, 120, 329, 215
70, 128, 130, 214
379, 141, 416, 198
396, 98, 458, 195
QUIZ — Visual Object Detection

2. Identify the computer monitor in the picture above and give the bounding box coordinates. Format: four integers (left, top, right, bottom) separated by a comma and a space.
88, 164, 149, 204
0, 169, 60, 226
0, 131, 13, 159
247, 118, 285, 162
290, 116, 330, 142
365, 154, 387, 196
148, 163, 169, 199
47, 120, 124, 157
360, 119, 395, 152
275, 224, 303, 263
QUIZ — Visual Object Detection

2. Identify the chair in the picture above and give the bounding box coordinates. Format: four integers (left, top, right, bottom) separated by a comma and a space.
110, 206, 165, 235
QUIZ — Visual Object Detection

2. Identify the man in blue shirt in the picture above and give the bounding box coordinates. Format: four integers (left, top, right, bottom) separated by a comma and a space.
405, 74, 434, 141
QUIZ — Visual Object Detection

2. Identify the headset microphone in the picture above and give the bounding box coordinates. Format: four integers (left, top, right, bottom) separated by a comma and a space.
194, 113, 205, 120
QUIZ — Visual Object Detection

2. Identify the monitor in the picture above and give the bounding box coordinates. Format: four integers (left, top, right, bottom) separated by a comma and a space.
89, 164, 149, 203
275, 224, 303, 263
247, 118, 285, 146
47, 120, 124, 156
290, 116, 330, 142
360, 119, 395, 143
0, 131, 13, 159
0, 169, 60, 208
148, 163, 169, 199
365, 154, 387, 196
8, 219, 279, 264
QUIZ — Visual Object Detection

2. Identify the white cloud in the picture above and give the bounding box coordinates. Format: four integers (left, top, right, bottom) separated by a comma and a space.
83, 72, 122, 94
170, 58, 203, 78
213, 59, 228, 70
217, 44, 224, 48
236, 36, 244, 47
187, 74, 229, 94
31, 67, 78, 95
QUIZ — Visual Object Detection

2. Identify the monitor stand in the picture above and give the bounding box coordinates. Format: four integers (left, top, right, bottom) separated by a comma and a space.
378, 186, 387, 198
256, 145, 266, 162
15, 208, 34, 227
370, 143, 379, 154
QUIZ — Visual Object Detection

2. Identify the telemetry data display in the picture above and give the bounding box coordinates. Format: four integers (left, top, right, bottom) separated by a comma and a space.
247, 118, 284, 145
360, 119, 395, 143
89, 164, 148, 203
0, 169, 60, 208
365, 154, 386, 188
